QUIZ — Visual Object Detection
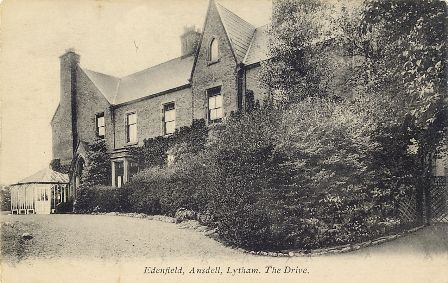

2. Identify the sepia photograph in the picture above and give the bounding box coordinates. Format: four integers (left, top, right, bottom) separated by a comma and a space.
0, 0, 447, 282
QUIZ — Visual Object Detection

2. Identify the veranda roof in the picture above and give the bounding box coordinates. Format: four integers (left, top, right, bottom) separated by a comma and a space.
13, 168, 69, 185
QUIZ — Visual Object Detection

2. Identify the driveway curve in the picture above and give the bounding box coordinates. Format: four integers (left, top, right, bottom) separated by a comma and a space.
1, 214, 240, 261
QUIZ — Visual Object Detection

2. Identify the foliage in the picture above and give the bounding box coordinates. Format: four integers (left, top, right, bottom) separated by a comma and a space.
73, 186, 126, 213
123, 150, 213, 216
55, 198, 74, 214
111, 0, 447, 250
130, 119, 207, 169
356, 0, 448, 222
49, 159, 70, 174
79, 139, 112, 189
0, 186, 11, 211
74, 139, 112, 212
261, 0, 360, 103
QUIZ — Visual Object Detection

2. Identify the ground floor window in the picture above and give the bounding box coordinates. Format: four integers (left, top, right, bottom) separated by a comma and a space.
112, 159, 138, 187
129, 161, 139, 181
114, 161, 124, 188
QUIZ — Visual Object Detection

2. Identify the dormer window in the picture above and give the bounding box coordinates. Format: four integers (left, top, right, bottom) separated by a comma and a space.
209, 38, 219, 62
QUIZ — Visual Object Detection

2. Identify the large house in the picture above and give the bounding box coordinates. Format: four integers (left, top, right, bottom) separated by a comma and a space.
51, 0, 270, 194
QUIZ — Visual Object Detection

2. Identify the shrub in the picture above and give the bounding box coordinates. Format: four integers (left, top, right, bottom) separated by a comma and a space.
122, 101, 415, 251
124, 150, 214, 216
0, 186, 10, 211
79, 139, 112, 190
74, 186, 126, 213
49, 159, 70, 174
55, 198, 73, 214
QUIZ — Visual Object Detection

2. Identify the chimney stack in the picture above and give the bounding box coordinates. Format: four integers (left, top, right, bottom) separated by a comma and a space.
59, 48, 80, 155
180, 26, 201, 58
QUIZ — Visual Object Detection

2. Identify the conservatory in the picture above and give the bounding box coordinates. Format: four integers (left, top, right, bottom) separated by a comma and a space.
10, 168, 69, 215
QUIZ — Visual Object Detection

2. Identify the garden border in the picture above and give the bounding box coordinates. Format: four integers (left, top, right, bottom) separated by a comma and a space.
92, 211, 425, 257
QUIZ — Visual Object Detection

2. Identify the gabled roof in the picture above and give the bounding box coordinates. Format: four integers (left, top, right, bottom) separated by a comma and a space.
14, 168, 69, 185
243, 24, 270, 66
216, 2, 256, 63
82, 69, 120, 104
114, 55, 194, 105
80, 55, 194, 105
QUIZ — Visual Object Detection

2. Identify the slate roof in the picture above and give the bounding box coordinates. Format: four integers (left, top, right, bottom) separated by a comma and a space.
15, 168, 69, 185
82, 69, 120, 104
216, 2, 256, 63
80, 55, 194, 105
115, 55, 194, 105
243, 24, 270, 66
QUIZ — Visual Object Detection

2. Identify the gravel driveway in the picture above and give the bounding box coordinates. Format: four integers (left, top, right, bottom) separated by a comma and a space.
0, 214, 241, 261
1, 214, 447, 283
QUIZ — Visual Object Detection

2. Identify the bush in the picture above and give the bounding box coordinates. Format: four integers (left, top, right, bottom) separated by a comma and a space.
74, 186, 127, 213
79, 139, 112, 190
0, 186, 10, 211
55, 198, 74, 214
124, 150, 214, 216
121, 101, 414, 251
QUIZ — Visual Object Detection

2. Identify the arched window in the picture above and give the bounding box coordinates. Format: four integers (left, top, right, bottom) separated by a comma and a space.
209, 38, 219, 62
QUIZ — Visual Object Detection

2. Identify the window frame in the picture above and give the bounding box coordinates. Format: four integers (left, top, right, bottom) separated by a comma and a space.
207, 86, 223, 123
163, 102, 176, 136
114, 161, 124, 188
95, 112, 105, 139
125, 111, 138, 145
208, 37, 219, 63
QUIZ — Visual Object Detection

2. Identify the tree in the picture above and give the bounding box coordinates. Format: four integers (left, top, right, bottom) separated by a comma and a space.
358, 0, 448, 223
49, 159, 70, 174
79, 139, 111, 189
261, 0, 363, 103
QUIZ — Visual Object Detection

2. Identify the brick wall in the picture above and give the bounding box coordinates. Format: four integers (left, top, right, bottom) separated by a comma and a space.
245, 65, 268, 105
51, 51, 79, 165
113, 87, 193, 149
51, 105, 73, 166
191, 2, 238, 121
76, 68, 113, 151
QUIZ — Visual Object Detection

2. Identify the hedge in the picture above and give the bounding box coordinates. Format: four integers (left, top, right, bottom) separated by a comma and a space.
73, 186, 127, 213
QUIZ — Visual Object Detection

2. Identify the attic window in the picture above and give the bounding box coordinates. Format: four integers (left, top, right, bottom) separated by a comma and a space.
209, 38, 219, 62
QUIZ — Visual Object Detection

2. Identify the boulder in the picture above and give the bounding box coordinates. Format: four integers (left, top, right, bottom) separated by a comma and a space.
175, 208, 196, 223
22, 233, 33, 240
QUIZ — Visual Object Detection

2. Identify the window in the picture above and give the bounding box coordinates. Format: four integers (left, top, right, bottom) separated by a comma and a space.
128, 161, 139, 181
96, 113, 105, 138
126, 112, 137, 143
209, 38, 219, 62
208, 87, 223, 122
114, 161, 124, 188
163, 102, 176, 135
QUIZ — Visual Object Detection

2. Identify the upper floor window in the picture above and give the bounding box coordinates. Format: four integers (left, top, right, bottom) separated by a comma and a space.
163, 102, 176, 135
96, 113, 105, 138
209, 38, 219, 62
208, 87, 223, 123
126, 112, 137, 144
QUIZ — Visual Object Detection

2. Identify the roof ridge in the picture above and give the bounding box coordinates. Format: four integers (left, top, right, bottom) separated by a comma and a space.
216, 2, 256, 28
243, 28, 257, 63
121, 55, 193, 79
112, 78, 122, 105
82, 67, 120, 79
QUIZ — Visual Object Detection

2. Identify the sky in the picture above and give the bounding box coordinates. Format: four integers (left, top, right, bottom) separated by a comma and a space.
0, 0, 272, 185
